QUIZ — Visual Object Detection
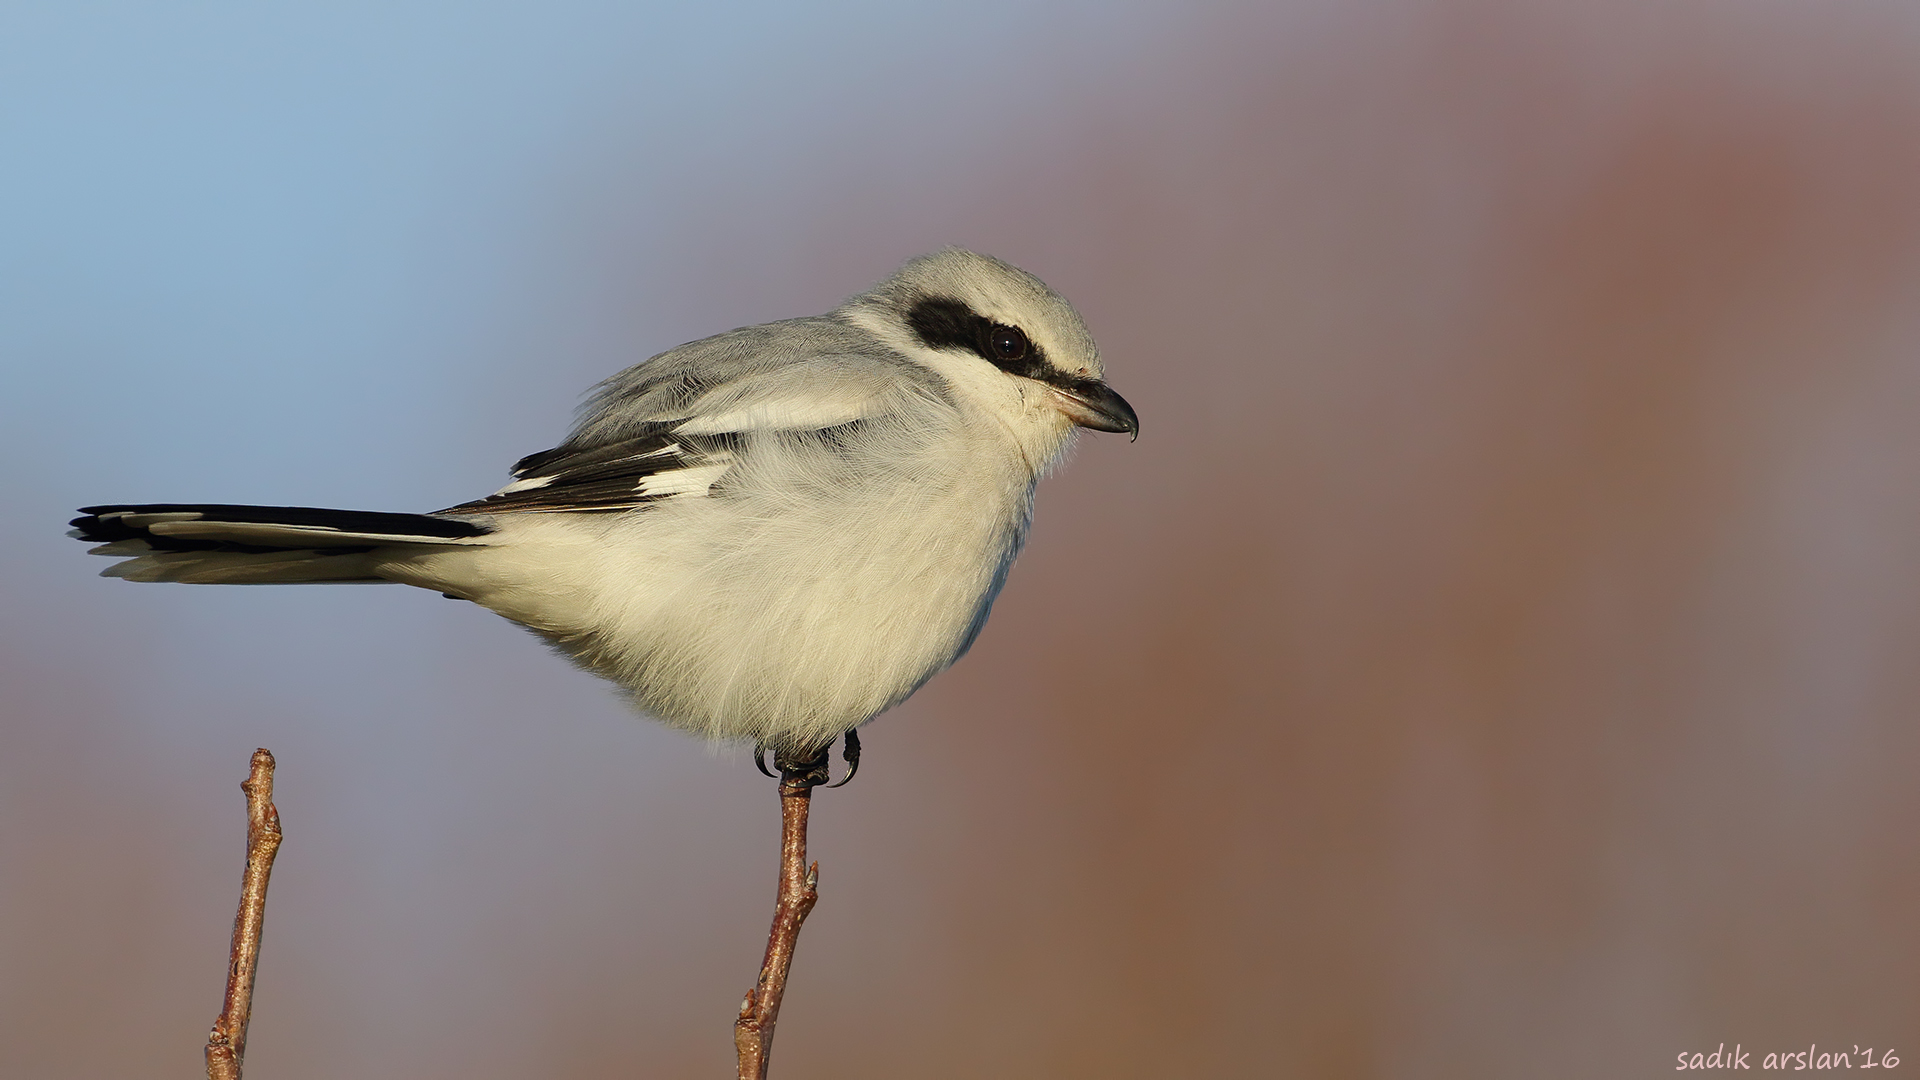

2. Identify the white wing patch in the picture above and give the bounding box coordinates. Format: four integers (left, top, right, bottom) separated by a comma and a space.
633, 463, 732, 498
490, 474, 554, 496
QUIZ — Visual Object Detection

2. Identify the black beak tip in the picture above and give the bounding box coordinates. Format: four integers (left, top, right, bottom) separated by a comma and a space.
1070, 382, 1138, 440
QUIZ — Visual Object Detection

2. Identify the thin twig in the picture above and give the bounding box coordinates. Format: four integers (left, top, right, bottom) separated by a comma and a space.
734, 745, 832, 1080
206, 749, 283, 1080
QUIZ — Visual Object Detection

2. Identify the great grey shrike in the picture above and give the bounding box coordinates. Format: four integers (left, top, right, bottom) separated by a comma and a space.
69, 248, 1137, 755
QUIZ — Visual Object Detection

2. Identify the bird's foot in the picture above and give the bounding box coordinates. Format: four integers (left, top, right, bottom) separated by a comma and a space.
754, 729, 861, 789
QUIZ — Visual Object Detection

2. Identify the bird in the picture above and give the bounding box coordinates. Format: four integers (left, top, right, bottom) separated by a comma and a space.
68, 248, 1136, 762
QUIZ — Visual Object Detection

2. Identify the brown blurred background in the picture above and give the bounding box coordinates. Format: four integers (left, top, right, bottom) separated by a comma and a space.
4, 2, 1918, 1077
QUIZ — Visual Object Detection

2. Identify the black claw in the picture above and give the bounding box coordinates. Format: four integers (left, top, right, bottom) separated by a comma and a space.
826, 730, 861, 788
754, 744, 776, 779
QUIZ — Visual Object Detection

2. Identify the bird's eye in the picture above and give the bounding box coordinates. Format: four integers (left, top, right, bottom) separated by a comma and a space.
990, 326, 1028, 361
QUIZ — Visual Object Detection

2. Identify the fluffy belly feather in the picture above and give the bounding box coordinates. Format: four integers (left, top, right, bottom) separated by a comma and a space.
398, 455, 1035, 749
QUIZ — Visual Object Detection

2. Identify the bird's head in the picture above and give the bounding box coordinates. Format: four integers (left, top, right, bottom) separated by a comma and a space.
843, 248, 1137, 457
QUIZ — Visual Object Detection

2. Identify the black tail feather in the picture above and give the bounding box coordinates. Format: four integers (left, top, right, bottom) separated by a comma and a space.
70, 503, 491, 553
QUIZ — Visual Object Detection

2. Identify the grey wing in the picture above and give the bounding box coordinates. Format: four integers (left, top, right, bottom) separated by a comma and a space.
446, 315, 948, 515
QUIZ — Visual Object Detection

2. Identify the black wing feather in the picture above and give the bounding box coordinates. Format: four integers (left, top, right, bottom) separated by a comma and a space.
440, 431, 739, 514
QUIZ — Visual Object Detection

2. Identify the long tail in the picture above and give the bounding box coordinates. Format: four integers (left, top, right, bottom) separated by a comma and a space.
69, 503, 494, 584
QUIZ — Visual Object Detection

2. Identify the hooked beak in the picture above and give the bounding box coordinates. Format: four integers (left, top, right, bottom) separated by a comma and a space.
1051, 380, 1139, 440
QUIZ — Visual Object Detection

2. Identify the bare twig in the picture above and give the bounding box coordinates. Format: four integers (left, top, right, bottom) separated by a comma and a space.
206, 749, 283, 1080
733, 745, 832, 1080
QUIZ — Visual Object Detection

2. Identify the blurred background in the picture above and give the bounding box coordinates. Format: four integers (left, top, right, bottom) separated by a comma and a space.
4, 1, 1918, 1076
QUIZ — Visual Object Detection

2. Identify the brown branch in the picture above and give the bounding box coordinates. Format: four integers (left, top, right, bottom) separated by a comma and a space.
733, 745, 833, 1080
206, 749, 283, 1080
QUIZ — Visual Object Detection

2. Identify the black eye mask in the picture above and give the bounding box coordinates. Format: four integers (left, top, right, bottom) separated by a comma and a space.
905, 295, 1054, 382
